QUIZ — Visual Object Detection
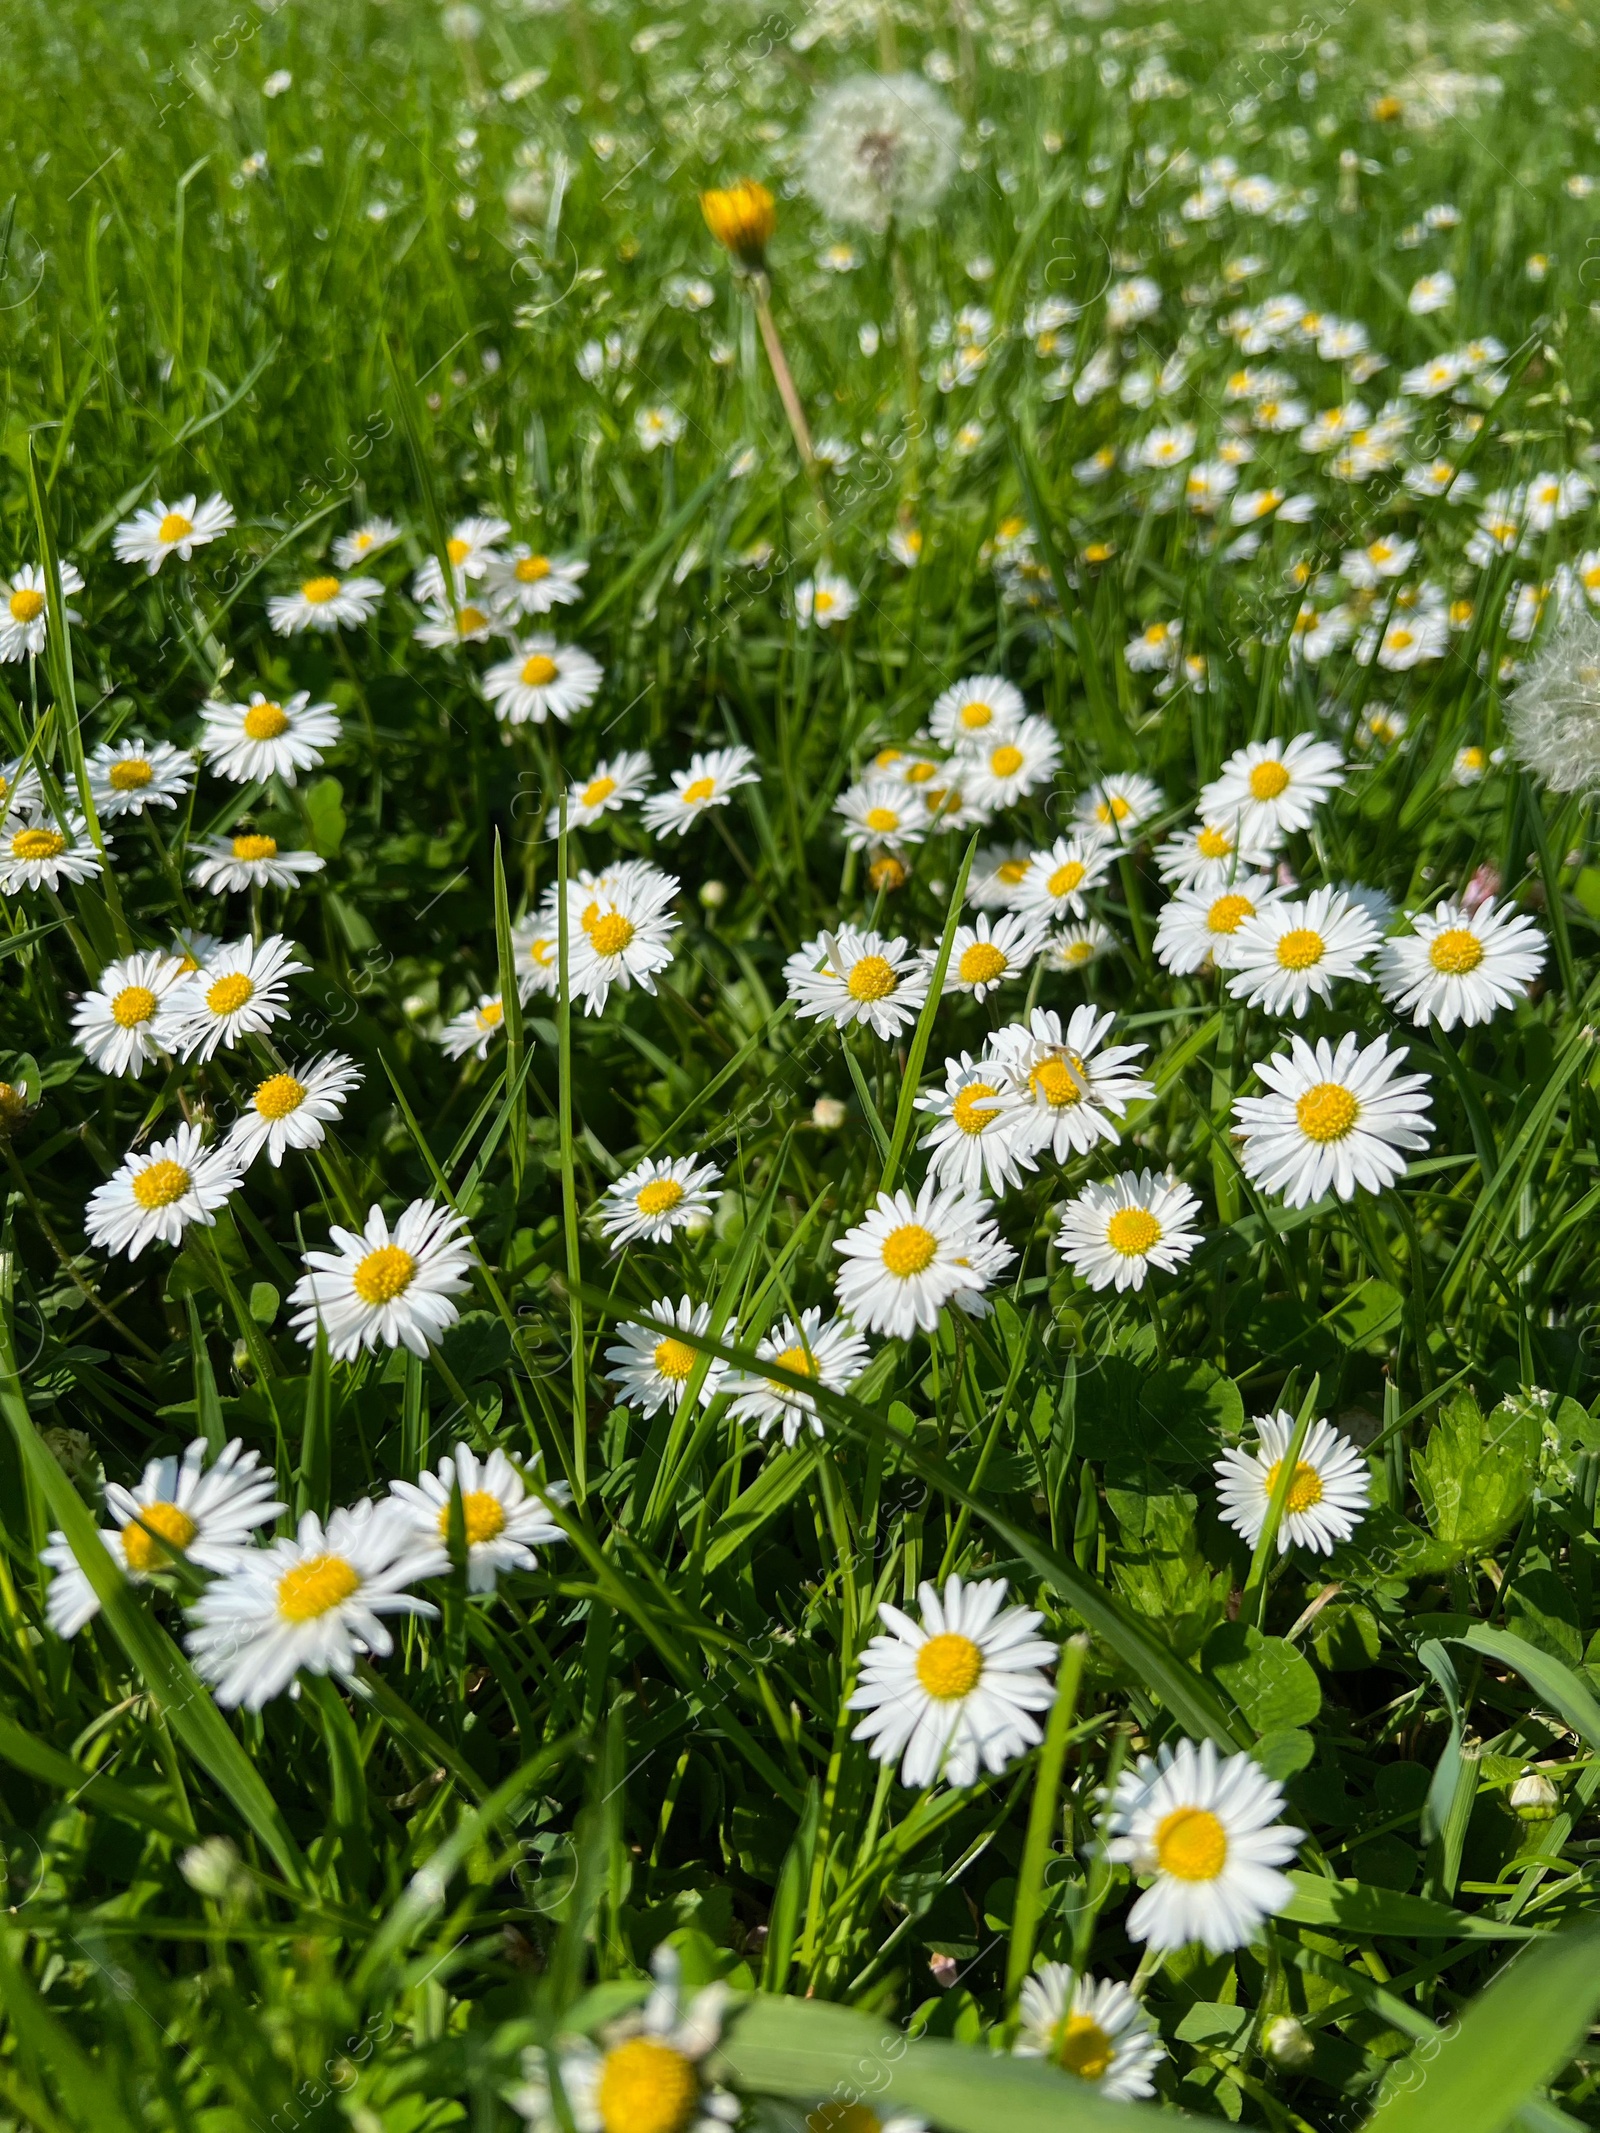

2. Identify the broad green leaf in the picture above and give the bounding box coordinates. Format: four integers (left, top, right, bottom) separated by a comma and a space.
1451, 1623, 1600, 1754
1411, 1390, 1538, 1559
1204, 1624, 1322, 1733
1279, 1871, 1535, 1940
1364, 1918, 1600, 2133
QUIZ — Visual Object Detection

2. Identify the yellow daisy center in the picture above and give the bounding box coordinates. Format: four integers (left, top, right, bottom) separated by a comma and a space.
1056, 2015, 1115, 2081
158, 512, 194, 544
635, 1178, 685, 1217
653, 1336, 699, 1382
132, 1159, 191, 1210
516, 555, 551, 582
447, 537, 472, 566
243, 701, 291, 740
1265, 1457, 1325, 1513
1295, 1081, 1359, 1142
458, 605, 489, 634
109, 757, 154, 790
1275, 927, 1325, 971
1106, 1207, 1162, 1256
121, 1500, 199, 1574
1429, 927, 1483, 975
206, 972, 255, 1017
1156, 1805, 1229, 1881
1097, 794, 1132, 823
997, 857, 1030, 885
814, 590, 835, 615
881, 1222, 938, 1277
1195, 826, 1233, 859
589, 912, 636, 957
278, 1553, 361, 1623
1048, 860, 1086, 898
1207, 894, 1253, 935
520, 653, 559, 687
437, 1490, 507, 1546
253, 1073, 307, 1120
990, 744, 1024, 778
864, 805, 901, 834
301, 576, 341, 604
112, 984, 158, 1029
352, 1244, 418, 1305
915, 1630, 984, 1700
478, 1000, 504, 1028
959, 699, 993, 729
846, 954, 897, 1002
580, 776, 616, 808
903, 761, 937, 785
1031, 1054, 1085, 1108
595, 2036, 700, 2133
11, 826, 64, 861
681, 775, 716, 805
1249, 760, 1291, 800
232, 834, 278, 861
771, 1343, 817, 1379
8, 589, 45, 624
951, 1082, 1000, 1135
958, 941, 1008, 986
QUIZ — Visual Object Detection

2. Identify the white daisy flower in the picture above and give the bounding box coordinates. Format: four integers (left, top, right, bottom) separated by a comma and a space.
482, 636, 604, 726
185, 1499, 446, 1710
0, 756, 41, 818
928, 674, 1026, 748
226, 1053, 362, 1170
785, 927, 931, 1041
1075, 773, 1164, 843
987, 1005, 1152, 1164
0, 561, 83, 660
1225, 886, 1380, 1017
726, 1307, 870, 1447
1057, 1170, 1202, 1292
848, 1575, 1055, 1788
794, 569, 857, 628
188, 834, 326, 894
513, 1945, 736, 2133
1451, 745, 1490, 786
84, 1121, 241, 1260
635, 404, 686, 452
42, 1438, 285, 1638
939, 911, 1047, 1002
834, 776, 930, 853
640, 746, 759, 837
71, 950, 186, 1078
197, 690, 341, 787
957, 716, 1062, 811
1154, 877, 1280, 976
388, 1443, 570, 1594
604, 1295, 732, 1417
1378, 897, 1546, 1030
332, 517, 401, 569
412, 516, 510, 603
266, 572, 384, 634
1215, 1410, 1371, 1556
412, 596, 501, 648
968, 840, 1036, 909
440, 995, 506, 1061
548, 749, 653, 832
288, 1200, 475, 1361
1233, 1030, 1432, 1208
0, 809, 103, 894
1015, 836, 1113, 925
1198, 735, 1346, 847
1101, 1737, 1303, 1953
1155, 816, 1281, 891
834, 1179, 1011, 1339
87, 737, 195, 818
916, 1051, 1038, 1197
599, 1155, 721, 1250
1046, 921, 1118, 973
162, 934, 306, 1061
112, 492, 235, 574
1015, 1968, 1165, 2099
561, 862, 681, 1015
485, 547, 588, 620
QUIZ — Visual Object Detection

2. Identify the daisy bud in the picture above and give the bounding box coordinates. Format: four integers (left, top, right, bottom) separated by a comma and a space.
811, 1096, 847, 1130
700, 179, 776, 270
699, 878, 728, 910
1510, 1771, 1560, 1821
1264, 2016, 1315, 2070
179, 1836, 251, 1904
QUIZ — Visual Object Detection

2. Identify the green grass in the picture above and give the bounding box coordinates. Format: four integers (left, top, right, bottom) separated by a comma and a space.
3, 0, 1600, 2125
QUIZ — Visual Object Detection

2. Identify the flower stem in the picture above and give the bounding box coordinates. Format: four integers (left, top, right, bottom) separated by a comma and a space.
751, 278, 822, 499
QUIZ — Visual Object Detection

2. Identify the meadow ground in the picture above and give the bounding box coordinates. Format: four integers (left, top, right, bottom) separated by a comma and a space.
4, 0, 1600, 2126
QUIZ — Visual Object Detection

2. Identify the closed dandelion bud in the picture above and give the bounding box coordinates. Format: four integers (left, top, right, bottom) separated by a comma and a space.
1507, 607, 1600, 797
700, 179, 776, 270
1510, 1771, 1559, 1821
1265, 2016, 1315, 2069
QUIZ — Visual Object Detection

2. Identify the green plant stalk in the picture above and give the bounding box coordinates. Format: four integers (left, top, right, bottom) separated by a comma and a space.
879, 830, 978, 1194
1243, 1374, 1321, 1626
1005, 1633, 1088, 2007
556, 786, 587, 1501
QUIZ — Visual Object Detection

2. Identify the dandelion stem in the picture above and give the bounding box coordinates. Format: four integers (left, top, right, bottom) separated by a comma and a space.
751, 278, 823, 501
